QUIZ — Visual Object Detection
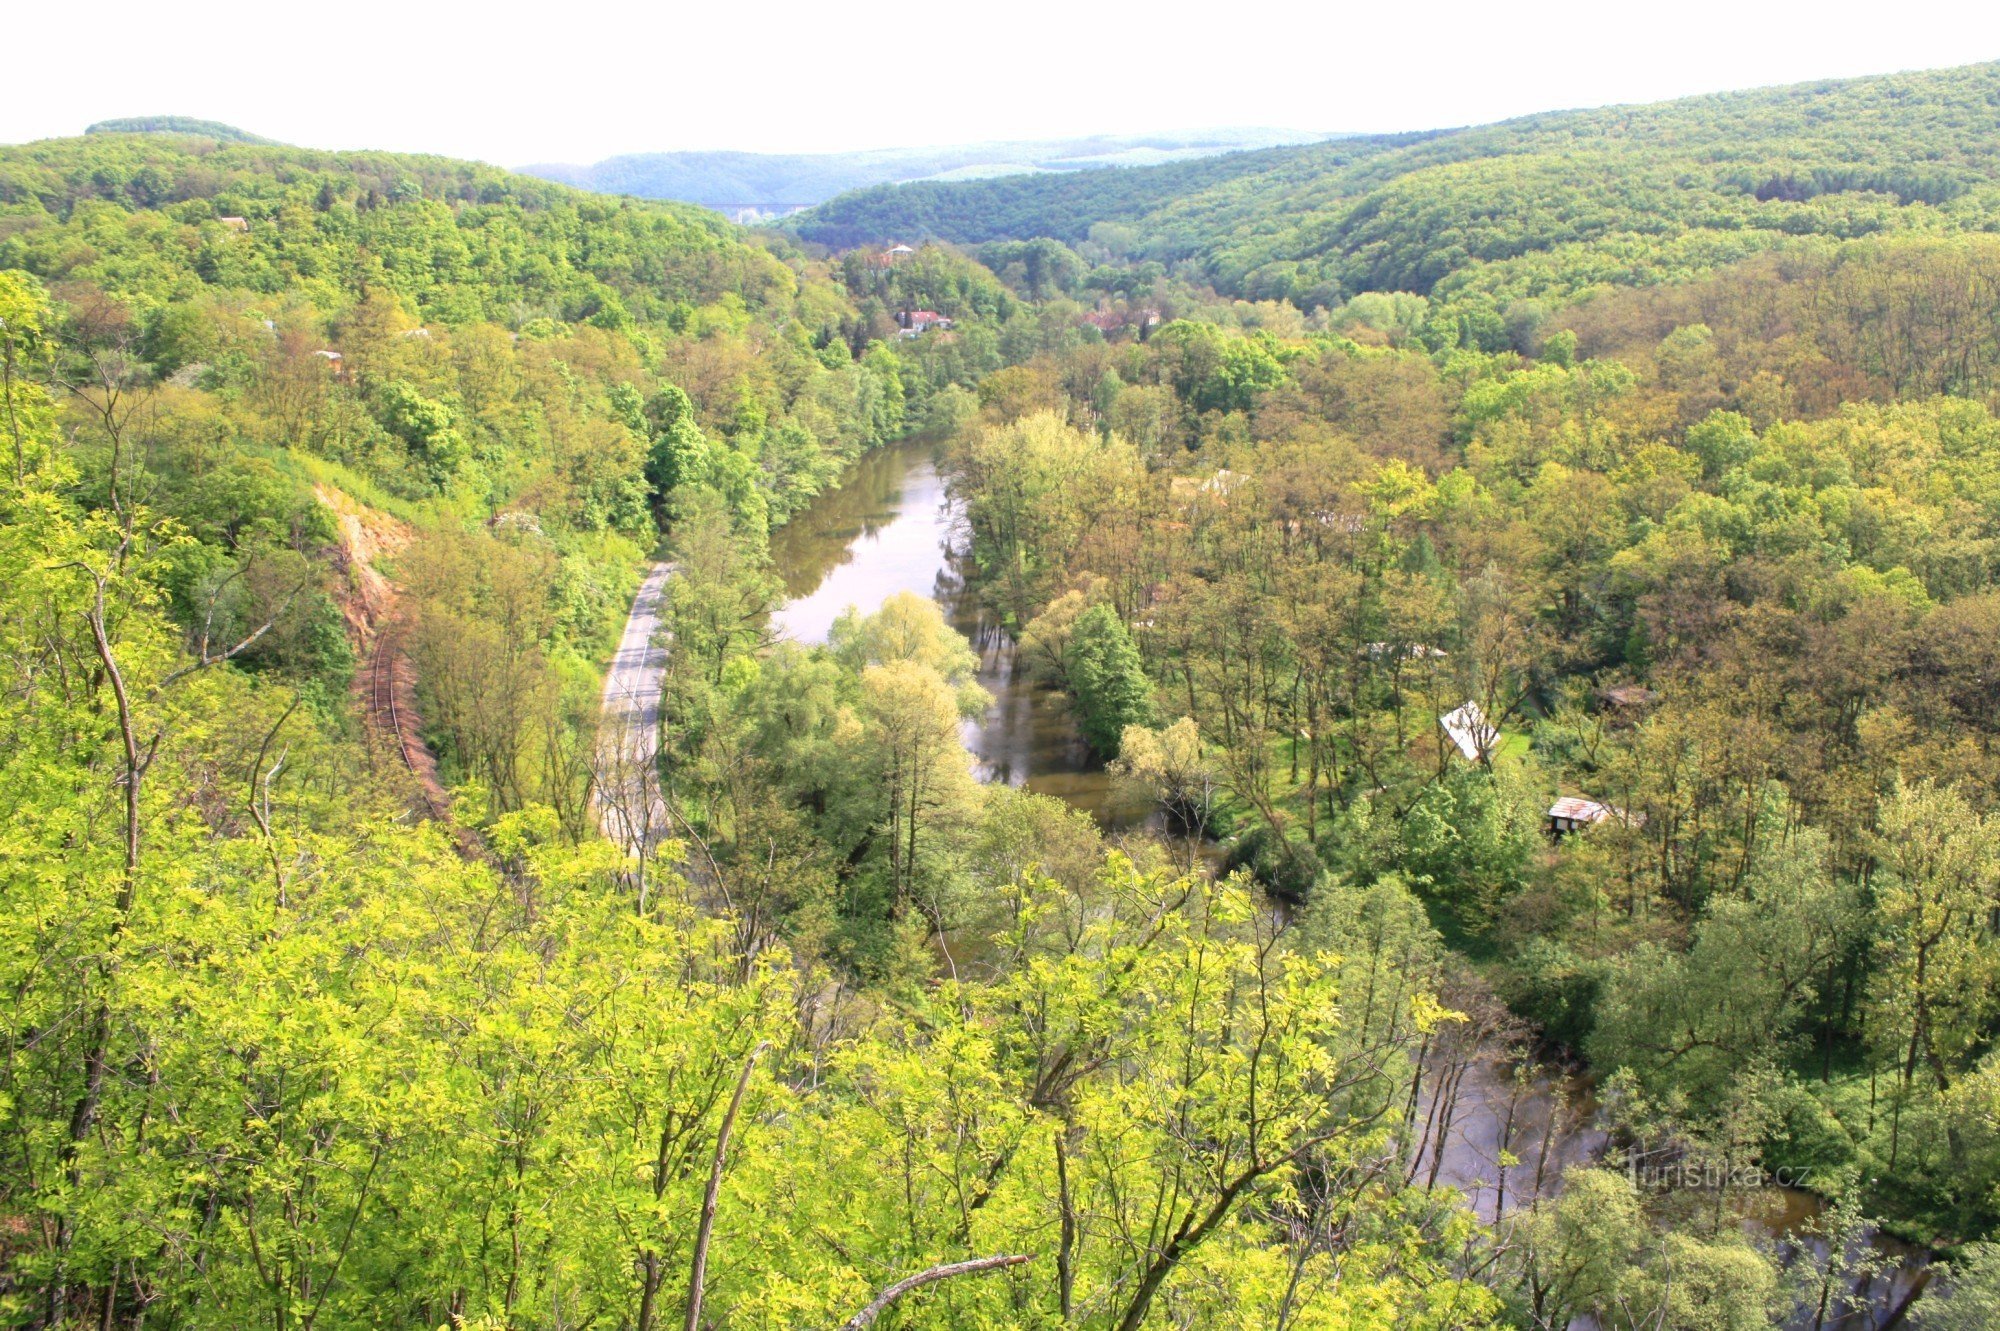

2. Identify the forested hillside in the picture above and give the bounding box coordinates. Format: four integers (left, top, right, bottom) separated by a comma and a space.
788, 133, 1428, 254
10, 62, 2000, 1330
792, 62, 2000, 311
83, 116, 276, 144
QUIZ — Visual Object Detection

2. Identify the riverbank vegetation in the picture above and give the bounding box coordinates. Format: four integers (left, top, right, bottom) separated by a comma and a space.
8, 63, 2000, 1326
925, 217, 2000, 1285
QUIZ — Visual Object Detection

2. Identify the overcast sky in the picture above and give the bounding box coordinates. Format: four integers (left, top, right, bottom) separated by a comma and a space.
7, 0, 2000, 166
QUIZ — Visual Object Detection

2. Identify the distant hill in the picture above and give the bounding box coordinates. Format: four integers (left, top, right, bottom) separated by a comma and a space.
786, 133, 1438, 255
0, 134, 785, 329
522, 130, 1335, 220
786, 61, 2000, 309
85, 116, 277, 144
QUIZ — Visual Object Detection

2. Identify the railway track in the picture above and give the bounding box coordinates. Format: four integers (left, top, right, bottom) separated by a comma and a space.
367, 626, 446, 820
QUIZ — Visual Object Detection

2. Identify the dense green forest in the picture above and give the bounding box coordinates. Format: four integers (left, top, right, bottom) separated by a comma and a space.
791, 62, 2000, 314
788, 132, 1431, 256
10, 60, 2000, 1329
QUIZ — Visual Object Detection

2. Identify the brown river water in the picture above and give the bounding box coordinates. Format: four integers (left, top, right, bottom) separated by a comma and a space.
765, 442, 1935, 1325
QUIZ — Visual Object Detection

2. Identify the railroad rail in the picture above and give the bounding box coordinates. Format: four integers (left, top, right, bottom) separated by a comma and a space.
368, 626, 445, 820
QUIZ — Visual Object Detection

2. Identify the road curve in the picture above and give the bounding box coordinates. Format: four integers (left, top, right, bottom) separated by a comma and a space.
598, 560, 674, 857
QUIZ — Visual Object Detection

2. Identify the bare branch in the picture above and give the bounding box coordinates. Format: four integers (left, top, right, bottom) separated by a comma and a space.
836, 1254, 1033, 1331
158, 574, 308, 690
681, 1041, 767, 1331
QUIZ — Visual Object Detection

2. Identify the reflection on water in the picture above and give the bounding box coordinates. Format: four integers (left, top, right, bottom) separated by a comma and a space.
1433, 1058, 1931, 1328
1417, 1059, 1606, 1224
769, 446, 952, 640
769, 443, 1154, 830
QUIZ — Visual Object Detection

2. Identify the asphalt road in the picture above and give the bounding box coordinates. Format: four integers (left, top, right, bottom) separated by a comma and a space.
598, 560, 673, 858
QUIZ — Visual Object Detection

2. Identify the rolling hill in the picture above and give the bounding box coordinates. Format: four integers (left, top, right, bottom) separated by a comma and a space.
0, 132, 793, 327
84, 115, 278, 144
523, 129, 1334, 220
787, 61, 2000, 309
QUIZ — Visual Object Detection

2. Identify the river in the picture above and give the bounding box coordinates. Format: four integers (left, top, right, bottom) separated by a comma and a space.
765, 441, 1935, 1326
769, 442, 1155, 828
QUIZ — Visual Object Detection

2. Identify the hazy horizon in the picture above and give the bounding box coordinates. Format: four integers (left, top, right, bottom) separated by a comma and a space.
515, 128, 1336, 172
7, 0, 2000, 166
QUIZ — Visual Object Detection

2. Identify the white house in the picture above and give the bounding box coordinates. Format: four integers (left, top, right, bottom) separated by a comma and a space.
1439, 701, 1497, 762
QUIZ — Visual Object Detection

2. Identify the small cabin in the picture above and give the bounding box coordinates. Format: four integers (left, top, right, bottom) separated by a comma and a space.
1600, 684, 1660, 711
218, 216, 249, 233
1548, 795, 1639, 836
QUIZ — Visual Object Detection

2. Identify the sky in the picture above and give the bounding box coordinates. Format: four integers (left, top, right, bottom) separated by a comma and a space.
7, 0, 2000, 166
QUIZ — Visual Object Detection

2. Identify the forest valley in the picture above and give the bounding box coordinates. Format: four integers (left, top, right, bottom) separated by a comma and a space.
8, 63, 2000, 1330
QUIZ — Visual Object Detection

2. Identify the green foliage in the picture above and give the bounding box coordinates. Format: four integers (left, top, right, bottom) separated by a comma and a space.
643, 382, 712, 498
0, 136, 795, 324
1221, 824, 1324, 900
1062, 601, 1152, 754
1917, 1243, 2000, 1329
790, 132, 1434, 254
1148, 320, 1295, 415
376, 377, 468, 488
976, 237, 1086, 300
1344, 765, 1544, 925
1590, 828, 1865, 1103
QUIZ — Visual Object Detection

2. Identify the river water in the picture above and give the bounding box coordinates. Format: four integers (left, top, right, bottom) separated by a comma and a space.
769, 442, 1155, 828
766, 441, 1934, 1325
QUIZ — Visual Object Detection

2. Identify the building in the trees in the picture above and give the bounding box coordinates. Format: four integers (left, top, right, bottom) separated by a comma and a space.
1169, 469, 1244, 510
1599, 684, 1660, 712
1547, 795, 1637, 835
1440, 701, 1497, 761
1364, 641, 1447, 662
218, 215, 249, 232
895, 309, 953, 337
1595, 684, 1661, 730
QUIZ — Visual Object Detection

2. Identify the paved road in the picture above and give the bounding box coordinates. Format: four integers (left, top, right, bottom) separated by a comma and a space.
598, 561, 673, 858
